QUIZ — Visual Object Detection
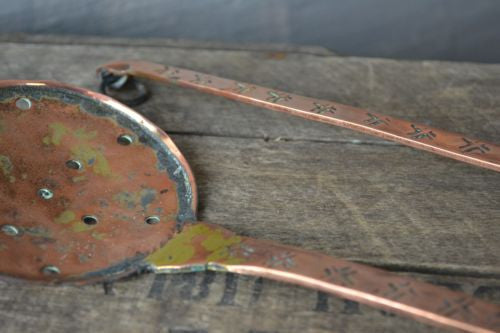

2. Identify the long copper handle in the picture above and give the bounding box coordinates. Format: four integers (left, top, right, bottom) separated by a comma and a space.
98, 60, 500, 172
147, 222, 500, 333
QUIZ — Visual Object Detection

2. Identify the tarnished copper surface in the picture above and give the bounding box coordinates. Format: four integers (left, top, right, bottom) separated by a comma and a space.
0, 80, 196, 282
98, 60, 500, 172
148, 222, 500, 333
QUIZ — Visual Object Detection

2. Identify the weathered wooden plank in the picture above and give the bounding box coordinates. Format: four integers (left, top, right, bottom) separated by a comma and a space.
173, 135, 500, 274
1, 41, 499, 145
0, 33, 335, 56
1, 272, 499, 333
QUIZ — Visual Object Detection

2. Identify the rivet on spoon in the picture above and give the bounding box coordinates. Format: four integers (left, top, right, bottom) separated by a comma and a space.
1, 224, 20, 236
41, 265, 61, 276
38, 188, 54, 200
117, 134, 134, 146
15, 97, 32, 110
82, 215, 99, 225
66, 160, 83, 170
145, 216, 160, 225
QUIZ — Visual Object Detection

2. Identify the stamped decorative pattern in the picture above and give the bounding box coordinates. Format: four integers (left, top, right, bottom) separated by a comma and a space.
459, 138, 490, 154
437, 297, 475, 318
166, 69, 181, 81
266, 91, 292, 103
232, 82, 256, 94
364, 112, 390, 126
267, 252, 295, 268
407, 124, 437, 140
324, 266, 357, 286
310, 102, 336, 115
190, 74, 213, 85
379, 281, 417, 301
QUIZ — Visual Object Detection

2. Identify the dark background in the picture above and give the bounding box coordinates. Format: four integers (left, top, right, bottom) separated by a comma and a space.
1, 0, 500, 63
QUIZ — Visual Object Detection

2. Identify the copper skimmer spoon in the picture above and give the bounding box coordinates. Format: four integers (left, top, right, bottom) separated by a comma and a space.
0, 65, 498, 333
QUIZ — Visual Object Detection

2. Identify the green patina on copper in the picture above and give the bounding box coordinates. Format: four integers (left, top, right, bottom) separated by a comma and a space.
53, 210, 105, 237
202, 230, 243, 264
91, 231, 106, 240
146, 224, 245, 268
43, 122, 113, 177
72, 175, 87, 183
54, 210, 76, 225
74, 128, 97, 141
0, 155, 13, 175
146, 227, 198, 266
43, 122, 67, 146
0, 154, 15, 183
71, 222, 95, 233
70, 143, 111, 177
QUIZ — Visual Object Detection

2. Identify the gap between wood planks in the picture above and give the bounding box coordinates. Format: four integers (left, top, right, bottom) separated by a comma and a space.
0, 33, 335, 56
353, 260, 500, 279
168, 130, 399, 146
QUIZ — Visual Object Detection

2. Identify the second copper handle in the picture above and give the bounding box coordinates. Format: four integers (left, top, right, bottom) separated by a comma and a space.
148, 222, 500, 333
98, 60, 500, 173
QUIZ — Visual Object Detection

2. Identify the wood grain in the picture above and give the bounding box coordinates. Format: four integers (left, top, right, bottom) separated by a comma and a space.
0, 35, 498, 332
1, 272, 499, 333
175, 135, 500, 274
